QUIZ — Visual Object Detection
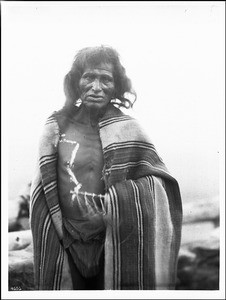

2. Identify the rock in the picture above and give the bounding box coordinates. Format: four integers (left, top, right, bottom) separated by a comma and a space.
182, 196, 219, 225
8, 244, 34, 291
9, 230, 32, 251
177, 226, 219, 290
8, 199, 21, 231
9, 182, 31, 232
181, 221, 215, 245
17, 217, 30, 231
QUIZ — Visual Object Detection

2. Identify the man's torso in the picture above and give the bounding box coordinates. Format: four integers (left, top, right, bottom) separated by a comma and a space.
57, 119, 105, 220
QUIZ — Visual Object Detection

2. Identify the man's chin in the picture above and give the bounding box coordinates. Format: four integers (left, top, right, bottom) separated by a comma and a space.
83, 101, 109, 110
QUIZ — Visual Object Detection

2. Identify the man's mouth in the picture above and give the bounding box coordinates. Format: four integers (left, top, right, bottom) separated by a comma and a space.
87, 95, 104, 101
88, 95, 103, 99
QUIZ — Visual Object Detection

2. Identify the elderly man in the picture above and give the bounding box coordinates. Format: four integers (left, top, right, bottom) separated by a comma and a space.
30, 46, 182, 290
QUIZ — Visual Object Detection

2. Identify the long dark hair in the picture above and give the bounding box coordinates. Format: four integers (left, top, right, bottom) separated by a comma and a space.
63, 46, 136, 109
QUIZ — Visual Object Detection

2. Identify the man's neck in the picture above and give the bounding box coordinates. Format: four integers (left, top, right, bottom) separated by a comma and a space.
73, 104, 107, 127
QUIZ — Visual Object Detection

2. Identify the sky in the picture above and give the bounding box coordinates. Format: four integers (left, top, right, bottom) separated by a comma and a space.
2, 2, 225, 299
2, 2, 224, 202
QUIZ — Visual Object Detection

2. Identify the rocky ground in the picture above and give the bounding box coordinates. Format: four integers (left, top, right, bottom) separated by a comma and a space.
8, 183, 220, 290
176, 196, 220, 290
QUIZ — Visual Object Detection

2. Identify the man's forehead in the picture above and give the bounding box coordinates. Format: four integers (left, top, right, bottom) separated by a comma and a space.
83, 62, 114, 74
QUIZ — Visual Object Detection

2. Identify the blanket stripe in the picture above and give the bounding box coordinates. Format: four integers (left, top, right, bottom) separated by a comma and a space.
54, 246, 64, 289
39, 154, 57, 167
144, 176, 156, 288
110, 187, 121, 289
40, 214, 51, 286
131, 181, 144, 289
99, 115, 132, 128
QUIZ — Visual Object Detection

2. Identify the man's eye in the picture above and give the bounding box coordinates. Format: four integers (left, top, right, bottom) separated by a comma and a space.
102, 77, 112, 83
83, 74, 94, 80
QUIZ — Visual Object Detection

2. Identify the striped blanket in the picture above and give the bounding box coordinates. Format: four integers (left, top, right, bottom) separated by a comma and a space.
30, 104, 182, 290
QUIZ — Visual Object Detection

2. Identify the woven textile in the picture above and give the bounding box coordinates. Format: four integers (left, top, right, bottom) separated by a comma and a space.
30, 104, 182, 290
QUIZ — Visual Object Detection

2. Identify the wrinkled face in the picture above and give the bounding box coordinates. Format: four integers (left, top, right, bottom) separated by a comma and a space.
78, 63, 115, 110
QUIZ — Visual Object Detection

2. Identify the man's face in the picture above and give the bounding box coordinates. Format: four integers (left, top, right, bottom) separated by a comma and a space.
78, 63, 115, 110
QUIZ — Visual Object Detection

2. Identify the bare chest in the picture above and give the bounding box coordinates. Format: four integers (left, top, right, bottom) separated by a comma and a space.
59, 123, 103, 167
57, 120, 105, 223
58, 122, 105, 195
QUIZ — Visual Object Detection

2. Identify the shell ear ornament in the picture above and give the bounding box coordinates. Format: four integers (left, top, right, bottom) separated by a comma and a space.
74, 98, 82, 107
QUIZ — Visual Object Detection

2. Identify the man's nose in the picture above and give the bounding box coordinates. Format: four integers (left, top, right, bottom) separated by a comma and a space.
92, 79, 102, 92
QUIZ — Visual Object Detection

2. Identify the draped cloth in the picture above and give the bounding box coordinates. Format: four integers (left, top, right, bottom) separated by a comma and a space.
30, 104, 182, 290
